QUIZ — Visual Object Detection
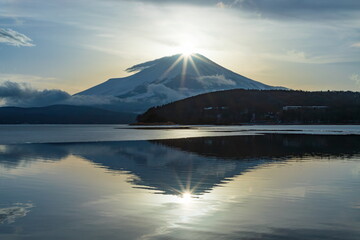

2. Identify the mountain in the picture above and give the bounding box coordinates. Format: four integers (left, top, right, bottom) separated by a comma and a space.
77, 53, 284, 112
2, 135, 359, 194
137, 89, 360, 124
0, 105, 136, 124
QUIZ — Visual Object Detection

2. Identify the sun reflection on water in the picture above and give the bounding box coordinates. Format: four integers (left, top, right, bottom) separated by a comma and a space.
179, 192, 192, 204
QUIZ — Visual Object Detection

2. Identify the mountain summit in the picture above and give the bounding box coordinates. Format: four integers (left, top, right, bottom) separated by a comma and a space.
77, 53, 284, 112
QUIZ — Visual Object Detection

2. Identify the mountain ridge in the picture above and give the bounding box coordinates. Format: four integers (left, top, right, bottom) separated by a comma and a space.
0, 105, 136, 124
137, 89, 360, 125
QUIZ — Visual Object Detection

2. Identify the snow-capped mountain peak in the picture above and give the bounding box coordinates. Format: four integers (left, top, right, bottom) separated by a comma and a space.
77, 53, 285, 112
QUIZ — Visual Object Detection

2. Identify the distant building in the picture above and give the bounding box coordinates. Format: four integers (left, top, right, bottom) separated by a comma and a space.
282, 106, 328, 111
203, 106, 229, 111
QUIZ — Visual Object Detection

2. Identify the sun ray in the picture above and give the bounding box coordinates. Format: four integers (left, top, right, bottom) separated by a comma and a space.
188, 175, 207, 195
181, 56, 189, 88
191, 54, 211, 65
185, 161, 193, 192
160, 55, 184, 80
173, 170, 187, 193
188, 55, 201, 77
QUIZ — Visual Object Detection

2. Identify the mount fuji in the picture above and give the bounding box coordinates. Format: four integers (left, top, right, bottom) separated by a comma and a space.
77, 53, 285, 112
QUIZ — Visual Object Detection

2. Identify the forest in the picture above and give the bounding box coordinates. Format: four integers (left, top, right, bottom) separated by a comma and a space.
137, 90, 360, 125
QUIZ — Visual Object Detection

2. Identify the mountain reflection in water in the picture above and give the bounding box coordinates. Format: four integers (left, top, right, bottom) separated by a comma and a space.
1, 134, 359, 197
0, 134, 359, 240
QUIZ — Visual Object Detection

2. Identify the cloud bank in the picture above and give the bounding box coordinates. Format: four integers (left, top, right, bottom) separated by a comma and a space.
0, 28, 34, 47
0, 81, 70, 107
0, 81, 121, 107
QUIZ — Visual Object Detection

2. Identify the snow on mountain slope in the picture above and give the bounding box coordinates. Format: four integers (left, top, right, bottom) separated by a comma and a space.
77, 53, 285, 112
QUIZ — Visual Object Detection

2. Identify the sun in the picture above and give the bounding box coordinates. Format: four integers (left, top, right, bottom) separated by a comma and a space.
181, 46, 194, 56
177, 41, 196, 56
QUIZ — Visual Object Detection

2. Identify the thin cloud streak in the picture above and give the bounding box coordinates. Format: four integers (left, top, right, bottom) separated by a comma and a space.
123, 0, 360, 19
0, 28, 34, 47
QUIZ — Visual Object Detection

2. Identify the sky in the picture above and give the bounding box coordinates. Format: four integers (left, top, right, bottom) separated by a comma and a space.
1, 0, 360, 94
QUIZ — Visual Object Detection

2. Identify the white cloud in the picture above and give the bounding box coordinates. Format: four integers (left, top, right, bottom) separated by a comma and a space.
0, 73, 62, 91
350, 74, 360, 86
262, 50, 308, 63
0, 203, 34, 224
0, 28, 34, 47
196, 75, 236, 87
0, 73, 55, 83
0, 81, 122, 107
0, 81, 70, 107
216, 2, 226, 8
84, 44, 126, 56
286, 50, 306, 60
146, 84, 185, 102
351, 42, 360, 47
261, 49, 353, 64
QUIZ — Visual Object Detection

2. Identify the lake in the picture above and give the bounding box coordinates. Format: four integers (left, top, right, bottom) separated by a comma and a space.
0, 125, 359, 239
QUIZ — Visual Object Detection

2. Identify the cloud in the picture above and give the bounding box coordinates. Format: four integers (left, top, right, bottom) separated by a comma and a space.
0, 73, 56, 84
0, 203, 34, 224
286, 50, 306, 59
351, 42, 360, 47
124, 0, 360, 19
126, 55, 168, 73
350, 74, 360, 86
196, 75, 236, 87
260, 49, 351, 64
63, 94, 122, 106
123, 83, 185, 103
231, 0, 360, 19
146, 84, 185, 102
0, 17, 24, 27
262, 50, 309, 63
0, 81, 122, 107
0, 81, 70, 107
216, 2, 227, 8
0, 28, 34, 47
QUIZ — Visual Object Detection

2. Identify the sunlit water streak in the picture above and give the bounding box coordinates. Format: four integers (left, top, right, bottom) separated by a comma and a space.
0, 124, 359, 144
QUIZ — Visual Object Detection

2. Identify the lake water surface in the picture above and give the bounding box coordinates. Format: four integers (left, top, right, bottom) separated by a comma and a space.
0, 126, 359, 239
